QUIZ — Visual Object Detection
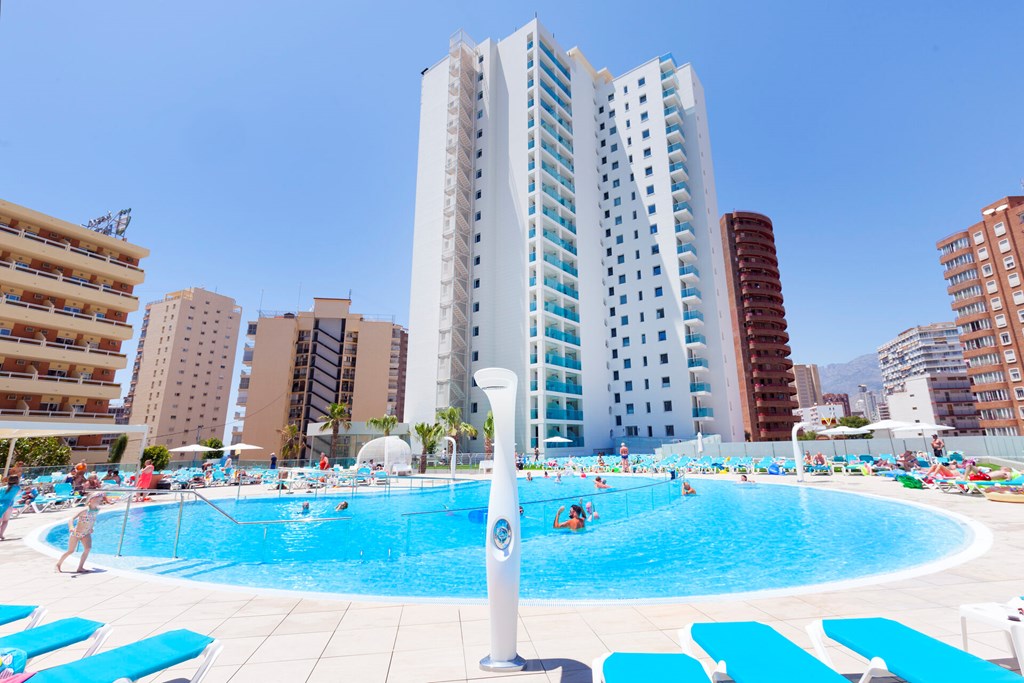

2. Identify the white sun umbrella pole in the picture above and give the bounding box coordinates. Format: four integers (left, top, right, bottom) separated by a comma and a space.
474, 368, 525, 672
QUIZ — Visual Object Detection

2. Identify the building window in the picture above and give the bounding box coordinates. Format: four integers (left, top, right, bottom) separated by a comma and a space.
622, 337, 631, 347
659, 353, 669, 364
643, 148, 652, 158
974, 231, 985, 244
999, 239, 1011, 253
472, 351, 479, 361
994, 221, 1007, 236
654, 287, 664, 297
982, 263, 994, 276
645, 166, 653, 177
472, 327, 479, 336
1006, 349, 1018, 364
646, 185, 655, 195
978, 247, 989, 260
473, 279, 480, 288
1000, 332, 1012, 345
1005, 255, 1016, 269
663, 400, 673, 411
995, 314, 1007, 328
626, 403, 635, 415
661, 376, 671, 388
992, 297, 1003, 310
624, 381, 633, 391
623, 359, 632, 369
652, 265, 662, 276
657, 330, 667, 341
1012, 368, 1022, 382
638, 76, 646, 86
987, 280, 999, 294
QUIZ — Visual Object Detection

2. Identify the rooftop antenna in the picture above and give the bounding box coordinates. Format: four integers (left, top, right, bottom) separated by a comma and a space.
296, 282, 302, 311
258, 289, 264, 314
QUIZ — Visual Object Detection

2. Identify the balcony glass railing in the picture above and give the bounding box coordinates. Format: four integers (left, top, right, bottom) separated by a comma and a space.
542, 184, 576, 213
541, 206, 577, 233
545, 327, 581, 346
665, 124, 683, 136
681, 287, 702, 299
546, 408, 584, 421
546, 380, 583, 395
545, 352, 581, 370
677, 244, 697, 257
543, 253, 578, 277
545, 436, 585, 448
541, 161, 575, 194
530, 326, 538, 338
693, 407, 714, 418
539, 60, 571, 98
685, 333, 707, 345
543, 277, 579, 299
664, 106, 680, 117
539, 81, 571, 115
667, 143, 684, 154
683, 310, 704, 323
671, 182, 688, 193
540, 42, 572, 81
679, 265, 700, 278
540, 100, 573, 134
543, 228, 577, 255
690, 382, 712, 393
669, 161, 689, 175
540, 141, 574, 172
675, 222, 694, 237
544, 300, 580, 322
688, 357, 709, 369
663, 87, 677, 98
673, 202, 692, 213
539, 119, 573, 153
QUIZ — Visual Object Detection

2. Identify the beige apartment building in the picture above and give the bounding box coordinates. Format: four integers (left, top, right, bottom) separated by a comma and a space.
236, 297, 408, 460
791, 363, 824, 410
0, 198, 148, 461
937, 195, 1024, 435
125, 288, 241, 449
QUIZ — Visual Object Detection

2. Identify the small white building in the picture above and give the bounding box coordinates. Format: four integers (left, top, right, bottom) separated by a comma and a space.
794, 404, 845, 427
886, 374, 981, 435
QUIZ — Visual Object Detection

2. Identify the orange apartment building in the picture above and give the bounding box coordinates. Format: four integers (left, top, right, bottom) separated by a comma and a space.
719, 211, 799, 440
125, 288, 241, 449
236, 298, 408, 460
0, 199, 148, 461
937, 196, 1024, 435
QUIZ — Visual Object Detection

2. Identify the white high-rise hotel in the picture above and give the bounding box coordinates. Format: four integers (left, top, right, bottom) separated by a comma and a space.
406, 20, 743, 452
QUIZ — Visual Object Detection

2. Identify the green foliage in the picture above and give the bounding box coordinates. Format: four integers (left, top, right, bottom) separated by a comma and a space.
277, 424, 303, 460
107, 434, 129, 464
317, 402, 350, 458
436, 406, 478, 444
797, 430, 820, 441
412, 422, 442, 474
142, 444, 171, 470
202, 437, 224, 459
839, 416, 870, 429
367, 414, 399, 436
1, 437, 71, 468
483, 411, 495, 455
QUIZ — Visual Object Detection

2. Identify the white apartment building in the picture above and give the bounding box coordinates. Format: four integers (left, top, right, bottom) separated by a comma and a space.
794, 403, 845, 427
877, 322, 967, 394
406, 20, 743, 453
886, 373, 981, 435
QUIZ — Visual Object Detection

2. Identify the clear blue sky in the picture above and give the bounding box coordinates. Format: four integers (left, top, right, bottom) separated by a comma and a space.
2, 1, 1022, 432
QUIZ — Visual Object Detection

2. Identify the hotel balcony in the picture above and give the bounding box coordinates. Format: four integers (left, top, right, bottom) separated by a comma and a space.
0, 296, 134, 340
546, 408, 584, 421
0, 406, 115, 422
669, 161, 689, 181
680, 287, 702, 304
688, 357, 710, 373
0, 370, 121, 400
684, 333, 707, 349
682, 310, 704, 327
677, 244, 697, 263
689, 382, 712, 396
672, 201, 693, 221
678, 265, 700, 284
0, 334, 127, 371
693, 407, 714, 421
0, 222, 145, 285
0, 260, 138, 313
675, 222, 695, 242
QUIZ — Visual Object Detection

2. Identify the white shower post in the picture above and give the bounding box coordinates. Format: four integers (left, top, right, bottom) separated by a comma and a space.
474, 368, 525, 672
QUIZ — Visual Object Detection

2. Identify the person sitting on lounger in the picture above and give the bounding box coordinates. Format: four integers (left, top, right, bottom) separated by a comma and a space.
897, 451, 918, 471
553, 504, 585, 531
989, 466, 1018, 481
594, 476, 610, 490
18, 485, 38, 506
813, 452, 827, 466
925, 462, 958, 479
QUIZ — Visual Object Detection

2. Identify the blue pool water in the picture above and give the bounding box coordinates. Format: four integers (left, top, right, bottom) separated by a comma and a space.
44, 476, 972, 601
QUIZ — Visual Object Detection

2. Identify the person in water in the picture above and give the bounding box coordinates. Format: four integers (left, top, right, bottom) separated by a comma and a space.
682, 481, 696, 495
584, 500, 598, 521
334, 501, 349, 512
593, 476, 610, 490
56, 493, 103, 573
526, 471, 533, 482
301, 502, 311, 514
553, 504, 585, 530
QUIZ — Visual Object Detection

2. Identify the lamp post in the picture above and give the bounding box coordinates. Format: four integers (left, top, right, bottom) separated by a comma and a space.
791, 421, 811, 482
474, 368, 525, 672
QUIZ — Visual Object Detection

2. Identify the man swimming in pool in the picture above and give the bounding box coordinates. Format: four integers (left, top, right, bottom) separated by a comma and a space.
594, 476, 610, 490
553, 504, 585, 531
335, 501, 349, 512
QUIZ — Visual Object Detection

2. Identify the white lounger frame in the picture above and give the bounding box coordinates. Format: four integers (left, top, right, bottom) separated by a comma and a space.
112, 639, 223, 683
806, 620, 891, 683
23, 606, 47, 630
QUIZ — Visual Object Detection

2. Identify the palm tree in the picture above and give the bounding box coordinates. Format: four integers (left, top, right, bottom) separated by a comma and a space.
317, 402, 351, 460
483, 411, 495, 457
277, 423, 303, 461
367, 414, 398, 436
436, 406, 478, 468
413, 422, 442, 474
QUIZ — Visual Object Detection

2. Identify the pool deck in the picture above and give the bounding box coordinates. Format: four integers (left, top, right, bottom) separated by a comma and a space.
3, 473, 1023, 682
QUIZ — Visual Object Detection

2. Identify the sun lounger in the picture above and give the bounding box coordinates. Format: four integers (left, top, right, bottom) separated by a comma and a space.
808, 617, 1023, 683
682, 621, 848, 682
0, 617, 110, 660
592, 651, 710, 682
0, 605, 45, 629
28, 628, 222, 683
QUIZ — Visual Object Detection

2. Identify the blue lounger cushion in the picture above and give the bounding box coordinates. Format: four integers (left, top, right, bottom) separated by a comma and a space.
822, 617, 1021, 683
602, 652, 708, 681
0, 606, 37, 627
0, 618, 103, 659
31, 629, 214, 683
692, 621, 848, 682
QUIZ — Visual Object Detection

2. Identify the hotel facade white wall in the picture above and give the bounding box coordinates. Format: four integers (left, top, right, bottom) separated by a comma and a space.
405, 62, 450, 434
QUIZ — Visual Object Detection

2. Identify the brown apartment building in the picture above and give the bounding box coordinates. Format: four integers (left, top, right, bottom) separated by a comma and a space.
937, 196, 1024, 435
719, 211, 799, 440
0, 199, 148, 461
237, 297, 408, 459
125, 288, 241, 449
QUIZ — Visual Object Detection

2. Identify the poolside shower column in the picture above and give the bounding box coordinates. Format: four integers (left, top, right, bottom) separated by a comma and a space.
792, 421, 810, 482
474, 367, 526, 672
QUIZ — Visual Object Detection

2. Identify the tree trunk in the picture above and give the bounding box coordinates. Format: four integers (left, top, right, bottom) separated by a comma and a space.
419, 448, 428, 474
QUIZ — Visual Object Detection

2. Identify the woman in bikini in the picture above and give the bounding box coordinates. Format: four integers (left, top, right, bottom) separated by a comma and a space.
56, 493, 103, 573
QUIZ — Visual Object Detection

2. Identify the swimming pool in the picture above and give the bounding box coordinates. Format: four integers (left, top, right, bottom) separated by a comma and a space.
42, 476, 975, 601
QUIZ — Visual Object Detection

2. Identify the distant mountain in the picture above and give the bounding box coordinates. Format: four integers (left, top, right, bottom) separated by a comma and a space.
817, 353, 883, 397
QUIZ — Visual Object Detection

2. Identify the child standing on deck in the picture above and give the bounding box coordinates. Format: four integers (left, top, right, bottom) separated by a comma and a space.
56, 493, 103, 573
